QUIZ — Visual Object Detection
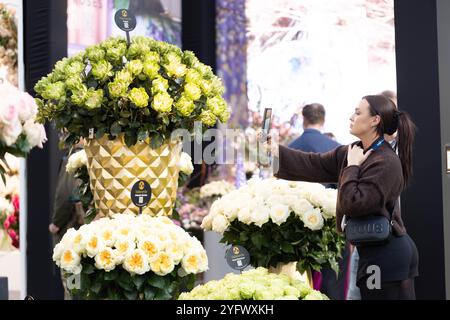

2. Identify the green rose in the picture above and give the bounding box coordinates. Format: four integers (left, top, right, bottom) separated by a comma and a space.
65, 76, 83, 91
151, 92, 173, 113
143, 51, 160, 63
291, 280, 313, 298
218, 107, 231, 123
184, 83, 202, 101
71, 85, 88, 106
151, 76, 169, 94
164, 60, 187, 78
210, 76, 225, 96
182, 50, 200, 68
196, 63, 213, 77
199, 109, 217, 127
44, 81, 66, 100
126, 38, 150, 59
51, 58, 69, 81
106, 43, 127, 63
165, 52, 181, 65
128, 87, 149, 108
114, 70, 133, 85
107, 81, 128, 99
86, 45, 105, 62
126, 60, 143, 76
175, 95, 195, 117
34, 76, 51, 95
143, 60, 160, 79
84, 88, 104, 109
199, 79, 213, 96
91, 60, 113, 81
254, 289, 275, 300
206, 97, 226, 116
238, 283, 255, 299
185, 69, 202, 84
303, 290, 324, 300
65, 60, 85, 77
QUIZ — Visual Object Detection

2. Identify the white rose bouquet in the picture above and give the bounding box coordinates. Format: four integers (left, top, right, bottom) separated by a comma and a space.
53, 214, 208, 300
199, 180, 235, 200
179, 267, 328, 300
0, 82, 47, 182
201, 178, 345, 274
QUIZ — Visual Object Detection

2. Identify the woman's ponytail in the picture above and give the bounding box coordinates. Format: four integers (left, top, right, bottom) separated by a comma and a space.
396, 111, 416, 188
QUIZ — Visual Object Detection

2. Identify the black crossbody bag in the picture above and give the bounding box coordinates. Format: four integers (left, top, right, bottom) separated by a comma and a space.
344, 200, 397, 246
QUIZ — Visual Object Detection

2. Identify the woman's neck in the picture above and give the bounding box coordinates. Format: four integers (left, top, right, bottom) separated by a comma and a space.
360, 133, 381, 151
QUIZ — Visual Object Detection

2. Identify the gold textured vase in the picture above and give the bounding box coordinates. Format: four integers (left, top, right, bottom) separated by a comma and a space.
268, 262, 313, 288
84, 134, 181, 217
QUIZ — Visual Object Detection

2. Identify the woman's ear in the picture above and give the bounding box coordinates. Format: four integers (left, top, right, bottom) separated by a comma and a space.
371, 114, 381, 128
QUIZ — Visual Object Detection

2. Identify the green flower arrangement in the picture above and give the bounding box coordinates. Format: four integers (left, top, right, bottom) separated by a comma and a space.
178, 267, 329, 300
35, 36, 230, 148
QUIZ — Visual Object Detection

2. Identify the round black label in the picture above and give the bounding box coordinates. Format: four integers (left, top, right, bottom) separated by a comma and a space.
114, 9, 136, 32
225, 245, 250, 270
131, 180, 151, 208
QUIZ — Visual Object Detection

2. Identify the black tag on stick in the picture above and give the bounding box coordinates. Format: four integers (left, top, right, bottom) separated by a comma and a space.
114, 9, 136, 45
225, 245, 250, 271
131, 180, 151, 214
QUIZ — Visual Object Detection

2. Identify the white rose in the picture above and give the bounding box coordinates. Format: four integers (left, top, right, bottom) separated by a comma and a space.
149, 252, 175, 276
23, 119, 47, 149
237, 205, 253, 225
66, 150, 87, 175
0, 120, 21, 146
291, 199, 314, 219
114, 237, 136, 263
164, 241, 184, 264
18, 92, 38, 122
182, 250, 206, 274
222, 202, 239, 221
200, 214, 213, 230
99, 227, 116, 247
302, 208, 324, 231
178, 152, 194, 175
211, 214, 229, 233
95, 247, 117, 271
0, 197, 14, 215
0, 96, 19, 126
123, 249, 150, 275
137, 236, 161, 260
250, 205, 270, 227
321, 198, 336, 220
269, 204, 290, 225
60, 249, 82, 274
84, 234, 106, 258
52, 242, 66, 265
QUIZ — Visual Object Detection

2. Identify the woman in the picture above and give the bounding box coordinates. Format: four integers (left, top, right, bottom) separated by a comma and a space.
266, 95, 418, 300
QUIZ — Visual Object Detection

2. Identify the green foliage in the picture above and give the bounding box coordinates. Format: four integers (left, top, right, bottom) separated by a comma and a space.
67, 261, 196, 300
220, 213, 345, 275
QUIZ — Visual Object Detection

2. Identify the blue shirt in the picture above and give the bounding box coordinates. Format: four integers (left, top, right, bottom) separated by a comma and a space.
288, 128, 340, 153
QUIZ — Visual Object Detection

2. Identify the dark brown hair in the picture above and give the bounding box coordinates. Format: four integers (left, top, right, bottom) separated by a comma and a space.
363, 95, 416, 188
302, 103, 325, 125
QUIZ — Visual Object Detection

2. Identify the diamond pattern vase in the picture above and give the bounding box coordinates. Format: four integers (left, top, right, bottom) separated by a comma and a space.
84, 134, 181, 217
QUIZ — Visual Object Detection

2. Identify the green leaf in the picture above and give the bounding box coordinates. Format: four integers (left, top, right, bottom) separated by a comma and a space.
110, 122, 122, 136
104, 270, 118, 281
120, 110, 132, 118
82, 263, 95, 275
154, 288, 172, 300
84, 208, 97, 224
124, 290, 138, 300
250, 232, 264, 250
281, 242, 295, 254
137, 129, 149, 141
132, 275, 146, 290
144, 286, 156, 300
91, 280, 102, 294
147, 274, 166, 289
149, 134, 164, 149
117, 272, 134, 291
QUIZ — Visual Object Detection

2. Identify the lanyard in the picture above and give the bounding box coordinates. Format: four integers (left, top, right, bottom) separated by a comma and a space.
370, 137, 385, 151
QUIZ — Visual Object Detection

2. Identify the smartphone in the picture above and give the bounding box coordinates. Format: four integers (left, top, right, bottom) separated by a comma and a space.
262, 108, 273, 137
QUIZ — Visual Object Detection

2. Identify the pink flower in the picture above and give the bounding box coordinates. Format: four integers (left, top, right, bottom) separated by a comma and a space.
11, 195, 19, 213
0, 119, 22, 146
8, 213, 17, 225
8, 229, 16, 239
4, 219, 10, 230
